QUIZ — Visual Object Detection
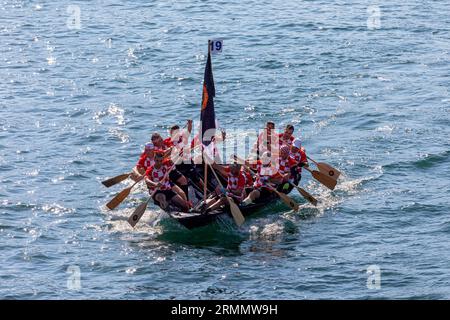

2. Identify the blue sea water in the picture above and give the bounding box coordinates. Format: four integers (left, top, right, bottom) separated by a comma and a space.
0, 0, 449, 299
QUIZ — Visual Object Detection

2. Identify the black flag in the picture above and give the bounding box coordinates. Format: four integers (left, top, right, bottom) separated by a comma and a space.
200, 45, 216, 146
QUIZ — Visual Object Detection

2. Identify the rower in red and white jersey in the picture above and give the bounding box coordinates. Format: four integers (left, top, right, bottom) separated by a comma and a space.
289, 138, 308, 185
131, 142, 156, 181
253, 160, 280, 189
278, 124, 295, 147
242, 152, 283, 205
151, 125, 193, 201
205, 163, 247, 212
165, 120, 192, 164
145, 159, 172, 192
250, 121, 275, 159
144, 152, 189, 212
278, 145, 297, 180
151, 132, 171, 152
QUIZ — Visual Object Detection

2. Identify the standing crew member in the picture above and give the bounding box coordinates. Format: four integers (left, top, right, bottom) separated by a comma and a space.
250, 121, 276, 160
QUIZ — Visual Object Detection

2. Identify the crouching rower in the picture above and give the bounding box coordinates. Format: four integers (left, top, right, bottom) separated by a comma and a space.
144, 152, 190, 212
289, 138, 308, 186
277, 144, 298, 192
205, 163, 247, 212
242, 152, 283, 205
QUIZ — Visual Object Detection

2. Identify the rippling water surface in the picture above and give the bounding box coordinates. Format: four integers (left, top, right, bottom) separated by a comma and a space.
1, 0, 449, 299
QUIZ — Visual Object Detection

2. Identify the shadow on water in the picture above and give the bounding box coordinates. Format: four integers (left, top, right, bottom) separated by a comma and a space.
153, 200, 321, 253
155, 216, 246, 252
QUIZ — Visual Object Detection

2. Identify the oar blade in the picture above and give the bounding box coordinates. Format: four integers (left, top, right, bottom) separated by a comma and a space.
106, 187, 132, 210
298, 188, 318, 206
227, 197, 245, 226
276, 191, 299, 212
312, 170, 337, 190
316, 163, 341, 180
127, 200, 149, 227
102, 173, 130, 187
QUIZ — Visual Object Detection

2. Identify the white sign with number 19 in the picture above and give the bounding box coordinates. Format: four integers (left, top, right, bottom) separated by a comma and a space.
209, 40, 223, 54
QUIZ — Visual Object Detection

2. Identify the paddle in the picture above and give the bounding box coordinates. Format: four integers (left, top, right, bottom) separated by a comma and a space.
231, 154, 300, 212
106, 177, 143, 210
126, 143, 200, 227
127, 197, 151, 227
289, 183, 318, 206
106, 121, 190, 188
307, 156, 341, 180
207, 162, 245, 227
267, 184, 299, 212
127, 170, 173, 227
303, 166, 337, 190
102, 173, 131, 188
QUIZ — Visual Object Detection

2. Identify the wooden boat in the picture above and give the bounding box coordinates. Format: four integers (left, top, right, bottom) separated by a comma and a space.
152, 41, 296, 229
163, 164, 294, 229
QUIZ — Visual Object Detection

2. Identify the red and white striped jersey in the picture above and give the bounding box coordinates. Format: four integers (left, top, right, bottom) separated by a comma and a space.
243, 169, 253, 187
278, 156, 297, 175
137, 152, 155, 171
254, 161, 279, 189
145, 162, 172, 191
290, 147, 307, 173
224, 168, 246, 200
278, 133, 295, 147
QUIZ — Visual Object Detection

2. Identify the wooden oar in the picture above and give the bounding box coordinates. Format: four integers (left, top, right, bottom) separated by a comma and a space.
208, 163, 245, 227
102, 173, 130, 187
307, 156, 341, 180
232, 154, 300, 211
126, 147, 192, 227
290, 183, 318, 206
127, 197, 151, 227
303, 166, 337, 190
267, 185, 299, 212
106, 177, 143, 210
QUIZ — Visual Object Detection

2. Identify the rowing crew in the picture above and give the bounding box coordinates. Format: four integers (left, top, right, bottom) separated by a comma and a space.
130, 120, 308, 213
204, 141, 308, 212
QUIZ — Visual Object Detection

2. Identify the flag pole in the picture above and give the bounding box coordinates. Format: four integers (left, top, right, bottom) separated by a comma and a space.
203, 40, 211, 203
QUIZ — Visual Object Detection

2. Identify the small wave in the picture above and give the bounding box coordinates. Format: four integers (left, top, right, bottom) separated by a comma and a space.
383, 150, 450, 171
41, 203, 75, 215
249, 222, 285, 241
413, 150, 450, 169
400, 202, 447, 215
108, 128, 130, 143
93, 103, 126, 126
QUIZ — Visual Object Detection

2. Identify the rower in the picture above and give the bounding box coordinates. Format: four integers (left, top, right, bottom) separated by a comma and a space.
277, 144, 297, 191
205, 163, 247, 212
151, 132, 171, 152
289, 138, 308, 185
144, 152, 189, 212
242, 152, 283, 205
131, 142, 155, 181
250, 121, 275, 160
150, 130, 191, 201
279, 124, 295, 147
164, 119, 193, 152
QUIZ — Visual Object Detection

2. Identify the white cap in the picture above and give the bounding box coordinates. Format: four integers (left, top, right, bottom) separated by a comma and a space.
293, 138, 302, 149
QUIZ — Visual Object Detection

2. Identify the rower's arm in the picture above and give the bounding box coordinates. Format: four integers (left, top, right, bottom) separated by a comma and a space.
145, 177, 159, 187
